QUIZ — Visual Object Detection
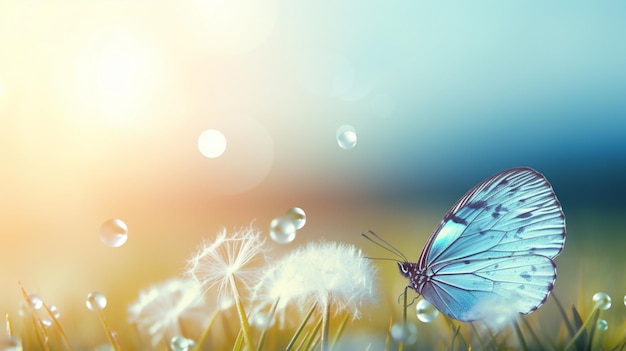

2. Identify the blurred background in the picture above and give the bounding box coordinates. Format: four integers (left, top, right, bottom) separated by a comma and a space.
1, 0, 625, 348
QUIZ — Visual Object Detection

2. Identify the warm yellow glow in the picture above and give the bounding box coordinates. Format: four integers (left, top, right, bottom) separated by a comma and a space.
71, 27, 163, 126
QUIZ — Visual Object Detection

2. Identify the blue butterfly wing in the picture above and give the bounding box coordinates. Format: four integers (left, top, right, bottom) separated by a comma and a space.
418, 167, 566, 321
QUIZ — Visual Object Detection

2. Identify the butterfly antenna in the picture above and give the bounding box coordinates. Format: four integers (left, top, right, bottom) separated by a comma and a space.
361, 230, 408, 262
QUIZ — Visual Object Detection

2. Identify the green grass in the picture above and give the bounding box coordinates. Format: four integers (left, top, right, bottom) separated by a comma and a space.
9, 283, 626, 351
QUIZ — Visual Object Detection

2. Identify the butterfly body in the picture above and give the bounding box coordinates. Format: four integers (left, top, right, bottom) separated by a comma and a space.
397, 167, 566, 322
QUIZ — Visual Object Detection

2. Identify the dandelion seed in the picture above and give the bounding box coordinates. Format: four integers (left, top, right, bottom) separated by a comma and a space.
186, 225, 268, 351
252, 241, 376, 350
128, 278, 206, 348
186, 226, 268, 301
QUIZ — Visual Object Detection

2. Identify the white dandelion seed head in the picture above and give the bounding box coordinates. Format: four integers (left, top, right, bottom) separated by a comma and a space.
252, 241, 377, 326
128, 278, 206, 347
186, 225, 268, 303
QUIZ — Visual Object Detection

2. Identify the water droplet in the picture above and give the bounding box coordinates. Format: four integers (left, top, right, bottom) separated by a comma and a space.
623, 294, 626, 307
597, 319, 608, 331
28, 294, 43, 310
390, 322, 417, 345
415, 299, 439, 323
336, 125, 357, 150
99, 218, 128, 247
86, 292, 107, 311
41, 318, 52, 327
269, 217, 296, 244
170, 336, 195, 351
251, 312, 274, 329
198, 129, 227, 158
49, 305, 61, 319
284, 207, 306, 230
592, 292, 611, 310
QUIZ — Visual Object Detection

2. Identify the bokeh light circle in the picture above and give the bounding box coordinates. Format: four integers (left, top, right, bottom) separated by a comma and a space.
198, 129, 227, 158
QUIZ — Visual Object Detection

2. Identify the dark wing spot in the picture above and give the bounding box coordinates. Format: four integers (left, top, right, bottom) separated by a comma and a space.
531, 265, 537, 272
467, 200, 487, 209
463, 260, 470, 264
479, 231, 486, 235
493, 263, 499, 269
495, 204, 503, 212
516, 212, 532, 219
508, 186, 520, 193
498, 179, 509, 186
491, 212, 500, 218
517, 227, 525, 234
451, 216, 468, 225
520, 272, 531, 281
517, 284, 526, 290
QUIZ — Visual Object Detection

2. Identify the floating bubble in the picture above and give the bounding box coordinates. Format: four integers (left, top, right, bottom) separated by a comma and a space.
99, 218, 128, 247
269, 217, 296, 244
284, 207, 306, 230
416, 299, 439, 323
170, 336, 195, 351
597, 319, 608, 331
251, 312, 274, 329
592, 292, 611, 310
198, 129, 227, 158
86, 292, 107, 311
336, 125, 357, 150
28, 294, 43, 310
390, 321, 417, 345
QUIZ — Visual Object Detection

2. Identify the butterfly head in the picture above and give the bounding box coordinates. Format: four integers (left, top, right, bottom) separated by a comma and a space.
397, 261, 424, 293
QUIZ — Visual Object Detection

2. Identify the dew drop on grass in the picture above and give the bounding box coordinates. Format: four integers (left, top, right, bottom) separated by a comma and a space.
592, 292, 611, 310
170, 336, 195, 351
99, 218, 128, 247
336, 125, 357, 149
28, 294, 43, 310
597, 319, 608, 331
49, 305, 60, 318
269, 217, 296, 244
86, 292, 107, 311
416, 299, 439, 323
284, 207, 306, 230
390, 321, 417, 345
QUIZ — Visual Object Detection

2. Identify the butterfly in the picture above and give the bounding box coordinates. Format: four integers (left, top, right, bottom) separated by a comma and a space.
364, 167, 566, 322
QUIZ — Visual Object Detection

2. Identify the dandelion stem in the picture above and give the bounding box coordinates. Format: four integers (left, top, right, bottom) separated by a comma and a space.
329, 313, 349, 351
256, 298, 280, 351
192, 308, 220, 351
321, 298, 330, 351
286, 303, 317, 351
228, 275, 255, 351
